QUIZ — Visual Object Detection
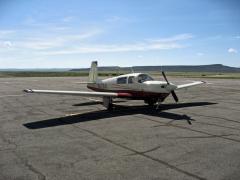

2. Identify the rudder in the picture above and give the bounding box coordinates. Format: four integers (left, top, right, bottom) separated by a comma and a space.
88, 61, 98, 83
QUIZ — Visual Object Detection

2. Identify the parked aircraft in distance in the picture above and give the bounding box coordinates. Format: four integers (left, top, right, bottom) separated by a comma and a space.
24, 61, 205, 110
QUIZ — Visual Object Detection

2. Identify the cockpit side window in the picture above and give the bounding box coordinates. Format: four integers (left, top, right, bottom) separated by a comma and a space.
138, 74, 154, 83
128, 76, 134, 84
117, 77, 127, 84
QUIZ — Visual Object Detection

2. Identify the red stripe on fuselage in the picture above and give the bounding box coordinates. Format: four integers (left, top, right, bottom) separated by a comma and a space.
87, 85, 169, 99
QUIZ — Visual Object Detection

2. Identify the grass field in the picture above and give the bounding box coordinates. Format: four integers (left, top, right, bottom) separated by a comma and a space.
1, 71, 240, 79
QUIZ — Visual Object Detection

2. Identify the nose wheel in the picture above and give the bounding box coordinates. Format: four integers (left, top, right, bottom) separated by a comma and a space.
144, 98, 158, 107
156, 98, 163, 109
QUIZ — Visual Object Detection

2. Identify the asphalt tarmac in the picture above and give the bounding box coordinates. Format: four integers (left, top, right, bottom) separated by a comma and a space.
0, 77, 240, 180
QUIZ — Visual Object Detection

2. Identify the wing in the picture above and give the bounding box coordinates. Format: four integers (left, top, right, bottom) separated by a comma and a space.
176, 81, 205, 90
23, 89, 132, 98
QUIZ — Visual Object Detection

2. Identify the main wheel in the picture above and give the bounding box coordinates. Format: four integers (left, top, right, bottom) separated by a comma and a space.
144, 98, 158, 106
103, 97, 113, 110
107, 103, 113, 111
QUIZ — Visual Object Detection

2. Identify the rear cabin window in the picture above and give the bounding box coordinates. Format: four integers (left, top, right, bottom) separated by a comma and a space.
128, 76, 134, 84
117, 77, 127, 84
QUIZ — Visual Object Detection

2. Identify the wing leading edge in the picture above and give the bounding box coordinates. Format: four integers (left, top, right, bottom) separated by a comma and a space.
23, 89, 132, 98
176, 81, 205, 90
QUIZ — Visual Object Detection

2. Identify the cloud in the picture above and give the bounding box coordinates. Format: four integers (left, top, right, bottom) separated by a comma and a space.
12, 30, 102, 50
228, 48, 238, 54
197, 52, 204, 56
41, 33, 191, 55
3, 41, 13, 48
148, 33, 193, 43
105, 16, 135, 23
23, 17, 36, 25
0, 41, 13, 50
105, 16, 122, 22
235, 36, 240, 39
0, 27, 191, 57
62, 16, 74, 22
0, 30, 15, 39
42, 41, 183, 55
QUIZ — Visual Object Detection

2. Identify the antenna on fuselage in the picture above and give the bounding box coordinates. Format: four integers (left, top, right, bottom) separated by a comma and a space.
117, 66, 120, 76
130, 67, 134, 73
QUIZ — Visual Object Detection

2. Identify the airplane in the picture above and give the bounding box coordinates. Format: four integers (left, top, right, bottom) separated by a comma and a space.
24, 61, 205, 110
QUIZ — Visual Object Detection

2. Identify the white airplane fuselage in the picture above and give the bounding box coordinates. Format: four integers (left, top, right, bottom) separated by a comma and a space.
87, 73, 176, 101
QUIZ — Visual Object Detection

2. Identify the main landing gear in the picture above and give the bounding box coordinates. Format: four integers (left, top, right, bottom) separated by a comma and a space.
103, 97, 164, 111
103, 97, 113, 110
144, 98, 164, 109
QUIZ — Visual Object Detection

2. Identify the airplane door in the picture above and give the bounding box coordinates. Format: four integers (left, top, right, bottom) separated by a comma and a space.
127, 76, 141, 90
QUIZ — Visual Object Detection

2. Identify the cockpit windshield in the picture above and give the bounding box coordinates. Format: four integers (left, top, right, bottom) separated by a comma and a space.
138, 74, 154, 83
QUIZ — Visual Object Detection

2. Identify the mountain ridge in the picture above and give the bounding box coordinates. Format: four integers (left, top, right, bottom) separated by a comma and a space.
70, 64, 240, 73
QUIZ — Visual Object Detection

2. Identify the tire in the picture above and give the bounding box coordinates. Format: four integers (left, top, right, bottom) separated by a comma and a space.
144, 98, 157, 106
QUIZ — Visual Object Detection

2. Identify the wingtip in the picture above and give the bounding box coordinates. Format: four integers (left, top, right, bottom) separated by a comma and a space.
23, 89, 33, 93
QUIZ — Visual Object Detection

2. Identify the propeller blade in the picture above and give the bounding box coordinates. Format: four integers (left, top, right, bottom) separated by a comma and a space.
171, 91, 179, 102
162, 71, 169, 84
162, 71, 178, 102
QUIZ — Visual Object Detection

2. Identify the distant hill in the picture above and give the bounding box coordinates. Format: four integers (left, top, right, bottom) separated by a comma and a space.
70, 64, 240, 73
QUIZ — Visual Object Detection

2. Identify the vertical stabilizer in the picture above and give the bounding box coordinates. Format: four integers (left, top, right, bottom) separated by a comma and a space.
88, 61, 98, 83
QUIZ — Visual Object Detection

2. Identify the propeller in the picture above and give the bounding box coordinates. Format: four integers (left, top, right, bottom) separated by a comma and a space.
162, 71, 169, 84
161, 71, 179, 102
171, 90, 179, 103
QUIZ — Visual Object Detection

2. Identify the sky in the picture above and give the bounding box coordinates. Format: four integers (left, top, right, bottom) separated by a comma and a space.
0, 0, 239, 68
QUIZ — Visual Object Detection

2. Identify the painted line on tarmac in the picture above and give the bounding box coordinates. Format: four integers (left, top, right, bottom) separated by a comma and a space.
0, 94, 25, 98
0, 82, 11, 84
83, 97, 101, 102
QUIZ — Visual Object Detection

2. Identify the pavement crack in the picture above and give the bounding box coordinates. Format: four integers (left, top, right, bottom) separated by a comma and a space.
15, 153, 46, 180
135, 115, 240, 144
175, 134, 236, 139
65, 122, 206, 180
127, 145, 162, 156
0, 133, 18, 150
192, 121, 240, 131
188, 112, 240, 125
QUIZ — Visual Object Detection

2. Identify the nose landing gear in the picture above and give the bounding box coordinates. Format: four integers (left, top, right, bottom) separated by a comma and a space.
144, 98, 158, 106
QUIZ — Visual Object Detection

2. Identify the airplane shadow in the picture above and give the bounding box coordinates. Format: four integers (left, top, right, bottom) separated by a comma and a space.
23, 102, 217, 129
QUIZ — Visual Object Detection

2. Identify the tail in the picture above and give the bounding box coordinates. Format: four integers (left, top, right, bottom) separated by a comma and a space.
88, 61, 98, 83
